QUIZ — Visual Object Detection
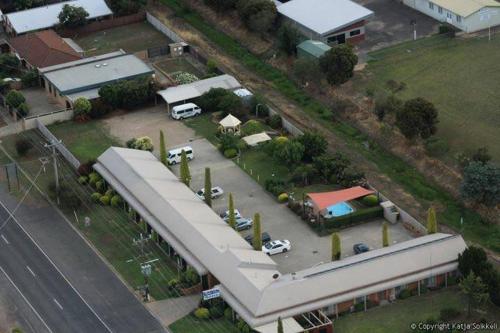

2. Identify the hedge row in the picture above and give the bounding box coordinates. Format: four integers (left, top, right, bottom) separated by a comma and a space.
323, 206, 383, 230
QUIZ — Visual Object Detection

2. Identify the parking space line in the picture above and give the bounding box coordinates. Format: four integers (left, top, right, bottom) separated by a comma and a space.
53, 298, 63, 310
26, 265, 36, 277
1, 234, 9, 244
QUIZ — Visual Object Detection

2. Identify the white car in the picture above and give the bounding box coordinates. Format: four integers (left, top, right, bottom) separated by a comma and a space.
196, 186, 224, 200
262, 240, 291, 256
220, 209, 242, 221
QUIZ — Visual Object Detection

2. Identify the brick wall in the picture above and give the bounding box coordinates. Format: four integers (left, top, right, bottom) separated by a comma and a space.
58, 12, 146, 38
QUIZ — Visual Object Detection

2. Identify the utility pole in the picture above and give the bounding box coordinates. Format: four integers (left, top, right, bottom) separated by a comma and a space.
133, 233, 152, 258
44, 139, 62, 204
139, 258, 158, 302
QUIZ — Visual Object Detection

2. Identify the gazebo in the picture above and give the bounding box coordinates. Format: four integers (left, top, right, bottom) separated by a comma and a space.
219, 114, 241, 135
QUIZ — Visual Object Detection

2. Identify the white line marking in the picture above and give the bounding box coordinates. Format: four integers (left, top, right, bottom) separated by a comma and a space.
26, 265, 36, 277
1, 234, 9, 244
0, 200, 113, 333
0, 265, 54, 333
53, 298, 63, 310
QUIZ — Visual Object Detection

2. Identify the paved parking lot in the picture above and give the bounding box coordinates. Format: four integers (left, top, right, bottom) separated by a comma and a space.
355, 0, 439, 53
168, 137, 414, 274
22, 88, 63, 115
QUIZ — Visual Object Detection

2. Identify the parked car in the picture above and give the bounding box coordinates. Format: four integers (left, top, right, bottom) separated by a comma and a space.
262, 240, 291, 255
353, 243, 370, 254
220, 209, 242, 221
244, 232, 271, 246
196, 186, 224, 200
231, 217, 253, 231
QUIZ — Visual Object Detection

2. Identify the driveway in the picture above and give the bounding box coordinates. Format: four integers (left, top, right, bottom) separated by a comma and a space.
169, 139, 414, 274
22, 88, 62, 116
356, 0, 439, 53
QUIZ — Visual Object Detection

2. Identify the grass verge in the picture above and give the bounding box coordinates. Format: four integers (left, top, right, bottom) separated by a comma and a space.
170, 315, 239, 333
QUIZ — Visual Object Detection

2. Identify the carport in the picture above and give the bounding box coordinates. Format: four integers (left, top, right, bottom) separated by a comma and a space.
306, 186, 374, 216
157, 74, 241, 113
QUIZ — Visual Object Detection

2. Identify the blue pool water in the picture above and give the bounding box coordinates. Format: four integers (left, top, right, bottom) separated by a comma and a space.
326, 202, 354, 217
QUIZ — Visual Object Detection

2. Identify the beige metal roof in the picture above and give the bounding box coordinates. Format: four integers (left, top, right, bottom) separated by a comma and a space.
431, 0, 500, 17
157, 74, 241, 105
94, 148, 467, 329
219, 114, 241, 127
242, 132, 272, 146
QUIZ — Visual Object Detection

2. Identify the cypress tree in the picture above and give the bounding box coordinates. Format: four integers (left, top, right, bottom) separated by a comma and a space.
253, 213, 262, 251
427, 207, 438, 234
382, 222, 389, 247
277, 317, 283, 333
159, 130, 167, 166
228, 193, 236, 229
180, 150, 191, 186
331, 233, 341, 261
204, 167, 212, 207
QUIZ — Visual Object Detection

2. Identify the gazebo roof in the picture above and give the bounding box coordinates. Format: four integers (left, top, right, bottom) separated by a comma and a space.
307, 186, 374, 211
219, 114, 241, 128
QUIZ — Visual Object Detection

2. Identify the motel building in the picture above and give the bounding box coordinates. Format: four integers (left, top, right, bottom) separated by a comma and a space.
93, 147, 467, 333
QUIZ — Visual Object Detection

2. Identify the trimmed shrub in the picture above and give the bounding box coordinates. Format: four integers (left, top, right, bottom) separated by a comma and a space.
104, 189, 114, 197
5, 90, 25, 109
440, 307, 461, 321
15, 138, 33, 156
167, 278, 179, 290
194, 307, 210, 320
16, 102, 30, 117
89, 99, 113, 119
242, 120, 264, 136
224, 307, 233, 321
265, 179, 287, 196
277, 193, 288, 203
398, 289, 411, 299
110, 195, 122, 207
78, 176, 88, 185
361, 194, 379, 207
224, 148, 238, 158
323, 206, 384, 230
88, 172, 101, 186
91, 192, 102, 202
268, 114, 282, 129
99, 195, 110, 205
95, 180, 105, 193
210, 305, 224, 318
21, 70, 39, 87
236, 319, 251, 333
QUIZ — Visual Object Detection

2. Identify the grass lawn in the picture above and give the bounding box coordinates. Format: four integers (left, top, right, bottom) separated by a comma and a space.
236, 148, 290, 188
360, 34, 500, 162
76, 22, 171, 56
183, 113, 220, 144
334, 287, 500, 333
48, 120, 120, 161
155, 57, 204, 77
169, 315, 239, 333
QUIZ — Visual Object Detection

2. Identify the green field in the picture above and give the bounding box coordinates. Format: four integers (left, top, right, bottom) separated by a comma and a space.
170, 315, 239, 333
76, 22, 170, 56
155, 57, 204, 77
360, 34, 500, 162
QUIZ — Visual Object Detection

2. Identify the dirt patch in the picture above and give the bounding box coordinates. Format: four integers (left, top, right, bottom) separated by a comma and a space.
101, 106, 196, 150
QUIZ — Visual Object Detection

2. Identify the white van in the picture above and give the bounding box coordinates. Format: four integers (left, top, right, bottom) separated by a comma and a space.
171, 103, 201, 120
167, 146, 194, 165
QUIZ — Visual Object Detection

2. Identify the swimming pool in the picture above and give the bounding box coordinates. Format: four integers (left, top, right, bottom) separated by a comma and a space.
326, 202, 354, 217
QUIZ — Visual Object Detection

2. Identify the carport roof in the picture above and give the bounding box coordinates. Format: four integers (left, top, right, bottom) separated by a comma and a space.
277, 0, 374, 36
431, 0, 500, 17
307, 186, 374, 210
157, 74, 241, 105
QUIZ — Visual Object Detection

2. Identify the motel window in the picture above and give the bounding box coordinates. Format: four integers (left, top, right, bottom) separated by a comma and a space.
456, 15, 462, 22
355, 296, 364, 304
350, 29, 361, 37
438, 6, 443, 14
429, 2, 434, 10
447, 12, 452, 19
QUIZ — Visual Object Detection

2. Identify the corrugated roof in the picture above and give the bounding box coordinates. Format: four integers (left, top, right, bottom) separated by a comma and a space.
5, 0, 112, 34
307, 186, 374, 210
297, 40, 331, 58
8, 29, 81, 68
40, 51, 154, 95
242, 132, 272, 146
157, 74, 241, 105
94, 147, 467, 329
277, 0, 374, 35
431, 0, 500, 17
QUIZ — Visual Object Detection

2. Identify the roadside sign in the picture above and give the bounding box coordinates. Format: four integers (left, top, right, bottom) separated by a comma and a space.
202, 287, 221, 301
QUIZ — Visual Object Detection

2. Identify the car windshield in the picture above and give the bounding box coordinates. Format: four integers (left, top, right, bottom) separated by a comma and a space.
197, 190, 203, 195
264, 243, 273, 249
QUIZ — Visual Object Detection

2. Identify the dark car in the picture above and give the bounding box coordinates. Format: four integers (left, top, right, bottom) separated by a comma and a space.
353, 243, 370, 254
244, 232, 271, 246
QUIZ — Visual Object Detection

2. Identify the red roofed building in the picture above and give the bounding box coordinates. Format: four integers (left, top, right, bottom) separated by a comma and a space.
8, 30, 82, 70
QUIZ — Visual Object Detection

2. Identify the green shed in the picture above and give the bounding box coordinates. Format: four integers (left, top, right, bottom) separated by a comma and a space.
297, 40, 331, 59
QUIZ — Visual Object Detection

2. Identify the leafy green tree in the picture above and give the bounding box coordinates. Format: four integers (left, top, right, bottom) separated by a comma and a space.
58, 4, 89, 28
460, 161, 500, 207
292, 164, 315, 186
180, 150, 191, 186
159, 130, 167, 166
396, 97, 438, 140
331, 233, 341, 261
16, 103, 29, 117
253, 213, 262, 250
277, 317, 283, 333
374, 95, 403, 121
426, 207, 437, 234
73, 97, 92, 120
0, 54, 20, 77
313, 152, 350, 184
108, 0, 146, 16
319, 45, 358, 85
228, 193, 236, 229
460, 272, 489, 316
99, 78, 155, 110
293, 57, 322, 86
204, 0, 238, 12
297, 132, 327, 162
278, 23, 300, 55
5, 90, 25, 109
382, 222, 389, 247
236, 0, 277, 33
196, 88, 242, 116
127, 137, 153, 151
273, 139, 305, 168
204, 167, 212, 207
14, 0, 43, 10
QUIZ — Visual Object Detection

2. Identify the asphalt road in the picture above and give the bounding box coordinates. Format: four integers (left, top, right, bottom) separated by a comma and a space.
0, 203, 111, 333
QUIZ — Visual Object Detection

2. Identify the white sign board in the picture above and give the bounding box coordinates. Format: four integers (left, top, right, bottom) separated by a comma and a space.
202, 287, 221, 301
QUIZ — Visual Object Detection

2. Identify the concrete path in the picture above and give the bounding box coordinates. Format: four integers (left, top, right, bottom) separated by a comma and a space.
146, 295, 200, 327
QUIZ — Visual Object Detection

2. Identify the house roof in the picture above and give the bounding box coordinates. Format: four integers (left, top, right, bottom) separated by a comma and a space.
157, 74, 241, 105
8, 30, 81, 68
297, 40, 331, 58
219, 114, 241, 127
431, 0, 500, 17
39, 50, 154, 95
93, 147, 467, 329
307, 186, 374, 211
5, 0, 112, 34
277, 0, 374, 36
